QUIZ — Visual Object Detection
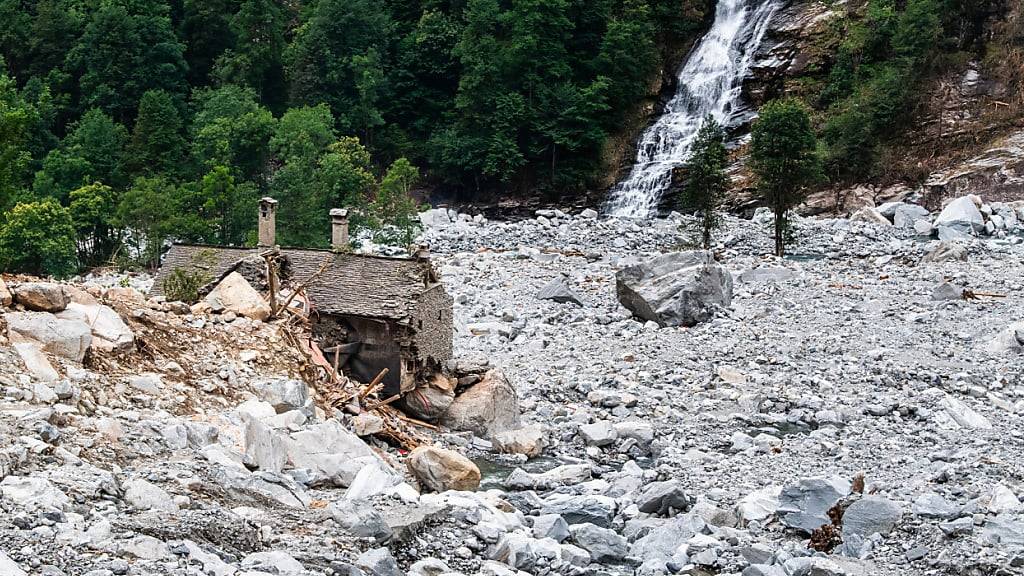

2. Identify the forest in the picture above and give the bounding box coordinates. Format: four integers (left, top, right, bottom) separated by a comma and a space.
0, 0, 1018, 278
0, 0, 710, 277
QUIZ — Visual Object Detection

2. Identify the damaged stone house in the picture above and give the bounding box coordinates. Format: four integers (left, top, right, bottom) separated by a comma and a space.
151, 198, 453, 397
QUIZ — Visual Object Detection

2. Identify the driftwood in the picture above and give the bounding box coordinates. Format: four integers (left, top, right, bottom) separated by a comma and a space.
962, 289, 1007, 300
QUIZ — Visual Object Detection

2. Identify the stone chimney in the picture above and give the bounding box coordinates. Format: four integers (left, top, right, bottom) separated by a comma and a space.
258, 197, 278, 247
330, 208, 349, 251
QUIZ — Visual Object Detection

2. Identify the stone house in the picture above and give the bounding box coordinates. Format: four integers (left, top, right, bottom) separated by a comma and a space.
150, 198, 453, 397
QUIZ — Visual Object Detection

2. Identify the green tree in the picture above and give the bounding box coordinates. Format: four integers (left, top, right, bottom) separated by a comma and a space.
34, 108, 128, 201
373, 157, 421, 246
271, 104, 336, 163
750, 99, 822, 257
127, 89, 187, 177
681, 116, 728, 249
284, 0, 393, 136
0, 199, 78, 277
68, 182, 118, 265
116, 175, 178, 268
213, 0, 287, 110
180, 0, 239, 87
192, 85, 275, 184
0, 67, 35, 210
68, 0, 188, 123
198, 165, 255, 245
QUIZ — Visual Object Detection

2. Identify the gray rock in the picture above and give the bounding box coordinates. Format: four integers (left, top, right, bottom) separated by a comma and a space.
913, 219, 934, 236
578, 420, 617, 447
6, 312, 92, 362
986, 322, 1024, 355
893, 204, 930, 228
492, 426, 547, 458
912, 492, 960, 519
255, 378, 309, 413
776, 477, 851, 534
241, 551, 305, 574
244, 418, 287, 473
783, 556, 873, 575
939, 517, 974, 537
841, 496, 902, 539
921, 241, 968, 263
934, 196, 985, 234
931, 281, 963, 301
537, 275, 584, 306
491, 534, 561, 571
738, 266, 796, 283
636, 480, 690, 515
123, 479, 178, 512
408, 558, 451, 576
532, 514, 570, 542
13, 283, 69, 312
850, 207, 891, 226
569, 523, 628, 562
407, 445, 481, 492
0, 551, 26, 576
615, 250, 733, 327
440, 369, 520, 439
0, 476, 70, 511
541, 494, 616, 527
330, 500, 393, 542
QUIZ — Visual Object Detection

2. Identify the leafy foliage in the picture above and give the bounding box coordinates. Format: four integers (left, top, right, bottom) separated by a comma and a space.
680, 116, 728, 249
0, 198, 77, 277
750, 98, 822, 257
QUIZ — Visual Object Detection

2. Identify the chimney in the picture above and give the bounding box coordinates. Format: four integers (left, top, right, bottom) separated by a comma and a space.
330, 208, 349, 251
258, 197, 278, 247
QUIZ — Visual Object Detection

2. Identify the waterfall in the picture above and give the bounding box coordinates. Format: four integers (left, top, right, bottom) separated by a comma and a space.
605, 0, 782, 218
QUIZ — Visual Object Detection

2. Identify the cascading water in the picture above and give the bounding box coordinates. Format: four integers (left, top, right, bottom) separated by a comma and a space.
605, 0, 782, 218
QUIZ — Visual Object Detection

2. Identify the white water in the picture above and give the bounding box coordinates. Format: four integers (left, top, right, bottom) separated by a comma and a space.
605, 0, 782, 218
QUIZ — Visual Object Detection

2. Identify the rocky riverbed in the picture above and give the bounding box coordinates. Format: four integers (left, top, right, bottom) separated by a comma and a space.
1, 197, 1023, 576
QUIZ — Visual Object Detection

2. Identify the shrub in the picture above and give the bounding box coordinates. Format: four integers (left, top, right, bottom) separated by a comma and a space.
161, 267, 212, 304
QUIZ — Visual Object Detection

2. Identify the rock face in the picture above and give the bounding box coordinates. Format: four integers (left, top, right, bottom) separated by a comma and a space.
6, 312, 92, 361
440, 370, 520, 439
407, 446, 481, 492
204, 272, 272, 321
933, 196, 985, 234
12, 283, 69, 312
615, 251, 733, 327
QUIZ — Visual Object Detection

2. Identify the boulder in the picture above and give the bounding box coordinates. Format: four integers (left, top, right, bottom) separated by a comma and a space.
532, 514, 570, 542
930, 281, 964, 301
6, 312, 92, 362
356, 547, 402, 576
893, 204, 930, 228
776, 477, 852, 534
204, 271, 271, 321
440, 369, 520, 439
920, 241, 967, 264
351, 413, 385, 436
0, 552, 26, 576
401, 374, 455, 421
913, 219, 934, 236
11, 342, 59, 381
254, 378, 309, 413
330, 499, 393, 542
241, 551, 305, 574
0, 476, 70, 511
13, 283, 69, 312
841, 496, 902, 539
287, 420, 392, 487
615, 251, 733, 327
123, 479, 178, 512
986, 322, 1024, 355
537, 275, 584, 306
0, 277, 11, 307
505, 464, 592, 491
56, 302, 134, 352
407, 446, 481, 492
912, 493, 959, 519
636, 480, 690, 515
493, 426, 547, 458
419, 208, 453, 229
244, 418, 287, 473
541, 494, 616, 527
850, 207, 891, 226
569, 523, 628, 562
578, 420, 617, 447
934, 196, 985, 234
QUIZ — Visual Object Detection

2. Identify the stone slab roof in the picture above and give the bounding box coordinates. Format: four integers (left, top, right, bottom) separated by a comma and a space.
150, 244, 437, 321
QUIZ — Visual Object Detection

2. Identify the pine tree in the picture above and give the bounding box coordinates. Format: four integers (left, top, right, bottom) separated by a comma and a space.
750, 99, 822, 257
681, 116, 728, 249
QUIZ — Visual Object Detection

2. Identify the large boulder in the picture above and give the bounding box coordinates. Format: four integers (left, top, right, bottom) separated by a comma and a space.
776, 476, 852, 534
204, 272, 271, 321
933, 196, 985, 235
56, 302, 134, 352
407, 446, 481, 492
440, 369, 520, 439
615, 251, 733, 327
401, 374, 456, 421
986, 322, 1024, 355
6, 312, 92, 361
254, 378, 309, 413
920, 241, 967, 264
12, 283, 69, 312
893, 204, 930, 228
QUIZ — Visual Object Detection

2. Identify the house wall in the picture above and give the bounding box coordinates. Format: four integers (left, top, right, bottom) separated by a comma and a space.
411, 284, 454, 369
313, 314, 405, 397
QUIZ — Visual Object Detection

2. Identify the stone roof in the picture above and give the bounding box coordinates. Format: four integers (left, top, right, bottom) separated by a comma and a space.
150, 244, 439, 322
